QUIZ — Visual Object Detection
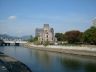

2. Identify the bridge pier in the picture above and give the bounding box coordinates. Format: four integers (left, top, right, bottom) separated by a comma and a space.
5, 43, 7, 46
8, 43, 10, 46
0, 43, 3, 46
0, 43, 10, 46
15, 43, 19, 46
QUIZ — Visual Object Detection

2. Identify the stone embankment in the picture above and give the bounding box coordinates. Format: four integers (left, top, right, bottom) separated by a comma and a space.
24, 43, 96, 57
0, 52, 32, 72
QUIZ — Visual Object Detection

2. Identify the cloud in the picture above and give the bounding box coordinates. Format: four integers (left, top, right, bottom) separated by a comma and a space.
8, 16, 16, 20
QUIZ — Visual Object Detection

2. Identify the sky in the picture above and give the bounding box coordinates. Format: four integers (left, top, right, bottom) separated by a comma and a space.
0, 0, 96, 36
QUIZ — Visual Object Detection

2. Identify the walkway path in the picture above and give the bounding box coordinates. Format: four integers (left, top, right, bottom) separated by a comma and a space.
24, 44, 96, 57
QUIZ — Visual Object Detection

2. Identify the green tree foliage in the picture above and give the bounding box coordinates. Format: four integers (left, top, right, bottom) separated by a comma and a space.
43, 41, 50, 46
64, 30, 82, 44
55, 33, 64, 41
83, 27, 96, 45
28, 36, 38, 42
33, 36, 41, 45
28, 35, 33, 42
33, 36, 38, 41
34, 41, 41, 45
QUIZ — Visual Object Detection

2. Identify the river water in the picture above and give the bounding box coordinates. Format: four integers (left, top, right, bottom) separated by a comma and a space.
0, 46, 96, 72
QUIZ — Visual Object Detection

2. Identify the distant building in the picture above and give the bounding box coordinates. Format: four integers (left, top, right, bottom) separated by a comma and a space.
35, 24, 55, 44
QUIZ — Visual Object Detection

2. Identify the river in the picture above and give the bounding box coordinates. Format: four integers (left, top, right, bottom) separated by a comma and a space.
0, 46, 96, 72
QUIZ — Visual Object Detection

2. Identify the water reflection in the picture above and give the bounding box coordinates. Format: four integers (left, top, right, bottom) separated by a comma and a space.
85, 62, 96, 72
60, 54, 96, 72
61, 58, 81, 70
37, 51, 50, 66
0, 46, 96, 72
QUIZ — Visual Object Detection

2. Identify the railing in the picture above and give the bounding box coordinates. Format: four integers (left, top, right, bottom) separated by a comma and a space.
4, 41, 27, 44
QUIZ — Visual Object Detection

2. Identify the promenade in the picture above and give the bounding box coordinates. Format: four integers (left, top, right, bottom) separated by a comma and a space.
24, 43, 96, 57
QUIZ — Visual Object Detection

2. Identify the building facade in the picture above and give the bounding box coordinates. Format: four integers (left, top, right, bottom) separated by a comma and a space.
35, 24, 55, 44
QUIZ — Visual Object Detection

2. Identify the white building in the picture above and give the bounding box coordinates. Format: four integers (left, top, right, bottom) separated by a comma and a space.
35, 24, 55, 44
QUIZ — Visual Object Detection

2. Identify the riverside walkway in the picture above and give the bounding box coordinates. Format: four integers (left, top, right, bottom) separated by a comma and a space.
24, 44, 96, 57
0, 52, 32, 72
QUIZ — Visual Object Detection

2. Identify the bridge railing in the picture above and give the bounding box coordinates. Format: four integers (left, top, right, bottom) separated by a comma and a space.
4, 40, 27, 44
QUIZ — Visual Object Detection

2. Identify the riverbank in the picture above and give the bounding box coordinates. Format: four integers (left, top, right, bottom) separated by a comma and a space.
0, 52, 32, 72
24, 43, 96, 57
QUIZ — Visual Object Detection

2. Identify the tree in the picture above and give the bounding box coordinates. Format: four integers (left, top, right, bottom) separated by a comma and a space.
32, 36, 41, 45
29, 36, 38, 42
43, 41, 50, 46
55, 33, 64, 41
33, 36, 38, 41
64, 30, 82, 44
83, 27, 96, 45
28, 35, 33, 42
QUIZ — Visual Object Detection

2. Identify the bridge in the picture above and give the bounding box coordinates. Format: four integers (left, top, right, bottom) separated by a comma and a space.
0, 40, 27, 46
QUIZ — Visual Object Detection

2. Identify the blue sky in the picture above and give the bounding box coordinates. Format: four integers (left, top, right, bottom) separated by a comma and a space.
0, 0, 96, 36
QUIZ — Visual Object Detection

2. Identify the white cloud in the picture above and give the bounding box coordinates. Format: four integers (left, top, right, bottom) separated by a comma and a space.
8, 16, 16, 20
